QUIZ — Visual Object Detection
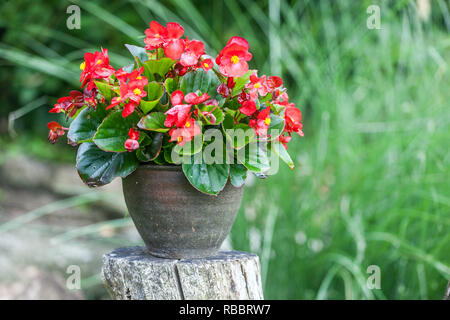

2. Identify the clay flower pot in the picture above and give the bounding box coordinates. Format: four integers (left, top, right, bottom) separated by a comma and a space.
122, 165, 244, 259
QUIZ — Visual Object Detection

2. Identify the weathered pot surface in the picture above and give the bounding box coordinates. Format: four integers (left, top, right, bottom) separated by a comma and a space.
122, 164, 244, 259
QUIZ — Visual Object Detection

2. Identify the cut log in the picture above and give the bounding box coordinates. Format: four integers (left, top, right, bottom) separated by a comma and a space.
101, 246, 264, 300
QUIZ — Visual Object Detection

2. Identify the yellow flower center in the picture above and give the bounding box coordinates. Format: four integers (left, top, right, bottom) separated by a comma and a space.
185, 121, 191, 128
96, 59, 103, 65
155, 34, 160, 38
136, 76, 142, 80
203, 63, 209, 68
230, 55, 240, 64
117, 97, 122, 101
80, 62, 86, 70
254, 83, 261, 89
133, 88, 142, 95
177, 136, 183, 143
264, 117, 271, 125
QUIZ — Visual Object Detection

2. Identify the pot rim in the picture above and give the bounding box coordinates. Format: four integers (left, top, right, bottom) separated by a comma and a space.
138, 164, 181, 171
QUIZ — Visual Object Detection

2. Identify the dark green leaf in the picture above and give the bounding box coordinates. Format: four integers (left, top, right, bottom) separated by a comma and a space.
137, 112, 169, 132
229, 163, 247, 187
164, 77, 179, 95
182, 155, 230, 195
199, 105, 224, 125
68, 104, 110, 144
76, 142, 138, 187
181, 69, 223, 104
93, 110, 141, 152
136, 132, 163, 162
267, 114, 285, 141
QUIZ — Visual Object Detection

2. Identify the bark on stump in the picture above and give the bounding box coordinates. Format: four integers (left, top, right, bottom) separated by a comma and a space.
101, 246, 264, 300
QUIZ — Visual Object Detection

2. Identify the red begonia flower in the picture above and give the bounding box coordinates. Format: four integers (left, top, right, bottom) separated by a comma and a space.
239, 100, 257, 116
184, 92, 210, 105
249, 107, 271, 136
199, 58, 213, 72
164, 104, 192, 128
169, 118, 201, 146
124, 128, 140, 152
266, 76, 283, 90
47, 122, 67, 144
245, 73, 268, 100
115, 67, 128, 83
171, 90, 185, 106
122, 101, 136, 118
278, 133, 292, 150
284, 106, 303, 137
180, 40, 205, 67
52, 91, 84, 118
127, 67, 148, 88
217, 37, 252, 78
164, 39, 185, 60
217, 83, 230, 98
144, 21, 168, 50
237, 90, 250, 104
80, 48, 115, 89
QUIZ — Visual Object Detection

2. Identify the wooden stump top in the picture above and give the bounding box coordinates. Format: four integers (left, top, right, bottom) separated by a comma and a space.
101, 246, 264, 300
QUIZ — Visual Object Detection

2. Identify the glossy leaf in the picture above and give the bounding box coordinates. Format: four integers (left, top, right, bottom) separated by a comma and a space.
229, 163, 247, 187
180, 69, 223, 103
68, 104, 110, 144
141, 82, 164, 114
76, 142, 138, 187
93, 110, 141, 152
94, 81, 115, 102
199, 105, 224, 125
182, 155, 230, 195
268, 141, 295, 169
231, 70, 254, 96
237, 142, 270, 173
164, 77, 179, 95
138, 112, 169, 132
125, 44, 148, 62
143, 58, 175, 82
136, 132, 163, 162
222, 114, 255, 149
267, 114, 285, 141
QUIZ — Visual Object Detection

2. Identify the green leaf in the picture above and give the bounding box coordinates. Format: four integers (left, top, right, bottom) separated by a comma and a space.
266, 114, 285, 141
143, 58, 175, 82
231, 70, 254, 96
181, 69, 223, 103
125, 44, 148, 62
229, 163, 247, 187
222, 114, 255, 149
199, 105, 224, 125
164, 77, 179, 95
138, 112, 169, 132
182, 155, 230, 195
76, 142, 138, 187
237, 142, 270, 173
94, 81, 115, 102
268, 141, 295, 169
93, 110, 141, 152
136, 132, 163, 162
140, 82, 164, 114
68, 104, 110, 144
163, 148, 174, 164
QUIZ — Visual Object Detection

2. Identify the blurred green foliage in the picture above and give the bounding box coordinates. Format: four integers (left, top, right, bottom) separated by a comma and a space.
0, 0, 449, 299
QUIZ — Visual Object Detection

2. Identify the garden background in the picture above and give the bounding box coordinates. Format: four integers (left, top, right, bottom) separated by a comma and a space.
0, 0, 449, 299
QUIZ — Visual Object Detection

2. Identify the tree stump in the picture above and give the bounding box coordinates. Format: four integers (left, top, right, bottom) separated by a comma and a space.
101, 246, 264, 300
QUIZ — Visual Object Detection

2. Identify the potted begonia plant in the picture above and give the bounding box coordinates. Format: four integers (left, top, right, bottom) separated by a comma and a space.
47, 21, 304, 259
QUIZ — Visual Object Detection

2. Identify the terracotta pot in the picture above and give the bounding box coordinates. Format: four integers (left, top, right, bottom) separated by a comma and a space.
122, 165, 244, 259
